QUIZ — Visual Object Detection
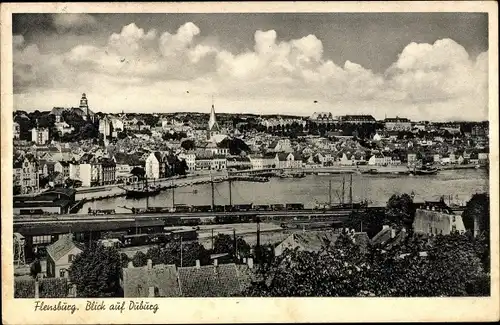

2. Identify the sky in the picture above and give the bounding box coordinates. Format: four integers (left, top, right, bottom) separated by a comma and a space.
12, 13, 489, 121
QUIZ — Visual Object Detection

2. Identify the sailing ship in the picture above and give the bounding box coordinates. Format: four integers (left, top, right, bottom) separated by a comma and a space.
315, 174, 368, 210
119, 176, 161, 198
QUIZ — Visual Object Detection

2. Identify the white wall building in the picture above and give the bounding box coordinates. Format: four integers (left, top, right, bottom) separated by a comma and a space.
32, 128, 49, 145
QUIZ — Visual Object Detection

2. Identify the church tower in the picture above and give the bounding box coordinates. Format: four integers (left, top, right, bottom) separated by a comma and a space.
79, 93, 93, 122
207, 97, 220, 139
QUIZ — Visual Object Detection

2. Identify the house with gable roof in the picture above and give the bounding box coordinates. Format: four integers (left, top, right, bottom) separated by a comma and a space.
46, 234, 84, 279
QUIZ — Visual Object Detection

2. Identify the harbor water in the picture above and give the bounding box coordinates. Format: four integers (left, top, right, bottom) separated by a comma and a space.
80, 168, 489, 214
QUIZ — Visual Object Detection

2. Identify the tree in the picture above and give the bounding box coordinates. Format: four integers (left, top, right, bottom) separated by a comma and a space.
245, 232, 368, 297
462, 193, 489, 235
130, 166, 146, 180
386, 193, 415, 228
132, 251, 148, 267
69, 244, 122, 297
181, 139, 196, 151
120, 253, 130, 268
213, 234, 234, 255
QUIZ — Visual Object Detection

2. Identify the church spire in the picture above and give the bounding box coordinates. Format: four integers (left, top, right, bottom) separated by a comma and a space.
208, 96, 220, 132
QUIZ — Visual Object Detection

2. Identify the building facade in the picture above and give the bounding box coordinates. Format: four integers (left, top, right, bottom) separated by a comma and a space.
32, 128, 50, 145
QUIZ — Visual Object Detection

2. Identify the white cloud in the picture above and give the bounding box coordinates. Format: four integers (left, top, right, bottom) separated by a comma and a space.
12, 24, 489, 121
52, 14, 97, 33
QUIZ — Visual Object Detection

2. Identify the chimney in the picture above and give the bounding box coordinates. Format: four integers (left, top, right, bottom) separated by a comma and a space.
195, 259, 200, 269
34, 280, 39, 299
391, 228, 396, 239
247, 257, 254, 269
213, 258, 218, 267
148, 286, 155, 297
147, 259, 152, 270
128, 261, 134, 268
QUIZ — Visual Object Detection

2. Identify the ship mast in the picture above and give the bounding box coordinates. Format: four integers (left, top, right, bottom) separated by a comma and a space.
349, 174, 353, 207
211, 174, 215, 210
145, 176, 149, 210
328, 179, 332, 206
172, 179, 175, 209
229, 179, 232, 206
341, 175, 345, 204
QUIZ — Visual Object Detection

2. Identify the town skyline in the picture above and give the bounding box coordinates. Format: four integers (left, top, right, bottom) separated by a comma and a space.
13, 13, 489, 121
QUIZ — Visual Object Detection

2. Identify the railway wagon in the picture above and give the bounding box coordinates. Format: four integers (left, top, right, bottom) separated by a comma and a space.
253, 204, 271, 211
286, 203, 305, 210
173, 205, 191, 213
170, 229, 198, 242
191, 205, 212, 213
270, 204, 285, 211
121, 232, 171, 247
233, 203, 253, 211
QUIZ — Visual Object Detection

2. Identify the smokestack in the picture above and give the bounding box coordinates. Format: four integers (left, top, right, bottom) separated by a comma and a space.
147, 259, 152, 270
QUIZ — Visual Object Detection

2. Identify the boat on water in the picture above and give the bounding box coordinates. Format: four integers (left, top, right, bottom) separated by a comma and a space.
121, 185, 161, 198
279, 172, 306, 179
119, 177, 162, 198
412, 165, 439, 175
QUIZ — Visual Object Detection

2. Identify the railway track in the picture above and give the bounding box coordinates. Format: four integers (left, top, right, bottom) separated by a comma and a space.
14, 209, 354, 224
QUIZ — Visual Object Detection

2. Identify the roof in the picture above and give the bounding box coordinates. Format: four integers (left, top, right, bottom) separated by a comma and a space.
123, 264, 180, 297
42, 187, 76, 198
277, 231, 340, 253
385, 117, 411, 123
46, 234, 83, 262
178, 263, 242, 297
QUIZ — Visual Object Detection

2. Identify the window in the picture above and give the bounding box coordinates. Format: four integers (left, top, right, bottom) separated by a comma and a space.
68, 254, 75, 263
452, 225, 457, 233
452, 216, 456, 223
59, 269, 66, 278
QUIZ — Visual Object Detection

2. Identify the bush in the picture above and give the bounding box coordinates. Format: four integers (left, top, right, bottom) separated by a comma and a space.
39, 278, 68, 298
14, 279, 35, 298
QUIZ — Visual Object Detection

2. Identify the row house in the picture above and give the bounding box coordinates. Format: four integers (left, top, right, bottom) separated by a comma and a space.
99, 158, 117, 185
248, 153, 276, 170
78, 154, 102, 187
38, 160, 56, 177
211, 156, 227, 171
54, 161, 71, 178
178, 152, 196, 172
204, 141, 230, 156
15, 154, 39, 194
226, 156, 252, 170
275, 152, 302, 169
368, 153, 392, 166
145, 151, 177, 179
32, 128, 50, 145
113, 153, 144, 175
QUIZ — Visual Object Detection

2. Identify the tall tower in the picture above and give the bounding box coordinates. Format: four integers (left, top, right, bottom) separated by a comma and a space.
207, 96, 220, 139
80, 93, 90, 121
